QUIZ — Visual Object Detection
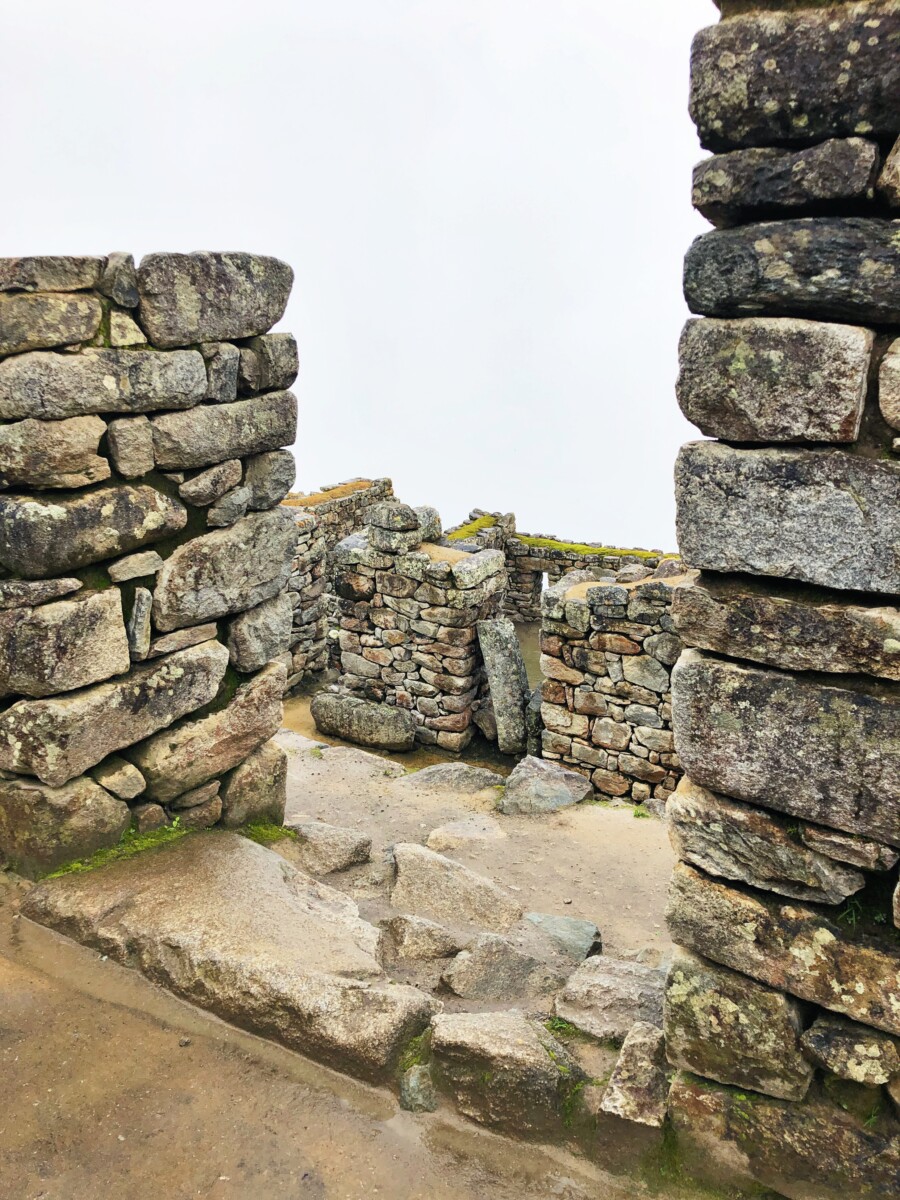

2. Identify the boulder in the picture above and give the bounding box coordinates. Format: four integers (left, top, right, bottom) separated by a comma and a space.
149, 390, 296, 470
0, 255, 104, 292
226, 591, 292, 673
499, 755, 592, 815
391, 842, 522, 932
0, 292, 101, 355
442, 934, 563, 1001
667, 862, 900, 1037
243, 450, 296, 511
677, 317, 871, 443
800, 1014, 900, 1088
599, 1023, 668, 1128
20, 833, 434, 1081
0, 774, 129, 878
136, 252, 293, 347
0, 578, 82, 610
128, 661, 285, 803
219, 740, 287, 828
152, 507, 297, 630
0, 589, 130, 698
426, 815, 505, 853
476, 618, 529, 754
106, 416, 154, 478
310, 692, 416, 752
399, 763, 505, 794
0, 640, 228, 787
0, 484, 187, 579
365, 501, 419, 531
0, 348, 206, 420
0, 415, 110, 489
89, 755, 145, 800
553, 957, 665, 1042
672, 650, 900, 847
664, 948, 813, 1102
381, 914, 464, 961
281, 820, 371, 875
524, 913, 602, 960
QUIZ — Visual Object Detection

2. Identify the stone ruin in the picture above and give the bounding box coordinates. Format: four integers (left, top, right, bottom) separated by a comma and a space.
0, 251, 298, 877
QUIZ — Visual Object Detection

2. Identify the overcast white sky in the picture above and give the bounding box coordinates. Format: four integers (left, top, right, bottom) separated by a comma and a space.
3, 0, 715, 551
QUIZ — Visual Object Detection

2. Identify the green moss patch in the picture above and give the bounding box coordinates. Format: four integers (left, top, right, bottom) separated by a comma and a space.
446, 515, 498, 540
42, 823, 191, 879
516, 535, 676, 560
239, 822, 299, 847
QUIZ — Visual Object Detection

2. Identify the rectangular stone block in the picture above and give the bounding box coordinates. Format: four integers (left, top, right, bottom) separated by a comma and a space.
675, 441, 900, 594
0, 415, 110, 489
672, 649, 900, 847
149, 390, 297, 470
0, 255, 104, 292
0, 292, 101, 356
677, 318, 871, 443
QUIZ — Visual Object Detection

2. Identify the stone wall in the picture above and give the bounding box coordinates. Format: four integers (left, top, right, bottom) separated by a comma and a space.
0, 251, 298, 877
666, 4, 900, 1197
283, 477, 394, 550
539, 568, 685, 805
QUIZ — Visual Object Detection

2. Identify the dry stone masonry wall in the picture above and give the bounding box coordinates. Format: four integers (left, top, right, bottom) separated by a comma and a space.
666, 4, 900, 1197
0, 251, 298, 876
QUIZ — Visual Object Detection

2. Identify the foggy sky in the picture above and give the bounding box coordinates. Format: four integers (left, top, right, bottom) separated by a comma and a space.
2, 0, 715, 551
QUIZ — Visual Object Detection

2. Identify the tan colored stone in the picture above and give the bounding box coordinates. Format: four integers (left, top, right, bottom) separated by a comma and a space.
0, 292, 101, 355
0, 416, 109, 489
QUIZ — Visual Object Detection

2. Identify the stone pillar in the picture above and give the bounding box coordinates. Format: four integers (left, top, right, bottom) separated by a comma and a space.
0, 252, 298, 876
666, 4, 900, 1197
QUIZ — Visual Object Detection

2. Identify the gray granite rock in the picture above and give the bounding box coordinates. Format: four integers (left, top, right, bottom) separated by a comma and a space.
168, 779, 221, 812
399, 1064, 437, 1113
400, 763, 505, 795
150, 391, 296, 471
0, 415, 109, 489
238, 333, 298, 393
879, 135, 900, 207
219, 739, 287, 829
500, 754, 593, 814
525, 912, 602, 960
136, 252, 293, 347
599, 1022, 668, 1128
554, 957, 665, 1043
0, 578, 82, 610
381, 914, 463, 961
106, 416, 154, 478
97, 252, 139, 307
146, 623, 219, 660
0, 292, 101, 355
0, 255, 104, 292
89, 755, 146, 800
310, 692, 416, 752
476, 618, 529, 754
243, 450, 296, 511
365, 501, 419, 531
282, 820, 372, 875
800, 1013, 900, 1087
879, 337, 900, 431
391, 842, 522, 932
0, 484, 186, 578
108, 311, 145, 347
206, 484, 251, 528
200, 342, 240, 403
677, 317, 871, 442
226, 591, 292, 673
178, 459, 242, 506
126, 587, 152, 661
798, 824, 899, 873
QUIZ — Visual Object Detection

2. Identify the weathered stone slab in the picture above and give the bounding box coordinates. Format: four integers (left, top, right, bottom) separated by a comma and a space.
207, 485, 250, 527
800, 1013, 900, 1088
665, 948, 813, 1101
676, 442, 900, 594
799, 825, 899, 873
476, 618, 529, 754
525, 912, 602, 960
684, 219, 900, 325
89, 754, 145, 800
0, 640, 228, 786
281, 819, 371, 875
219, 739, 287, 828
243, 450, 295, 511
397, 763, 505, 795
676, 318, 871, 442
128, 661, 285, 803
152, 507, 297, 630
441, 934, 563, 1001
0, 589, 130, 699
0, 484, 186, 578
226, 591, 292, 673
499, 755, 592, 814
673, 650, 900, 847
381, 914, 463, 961
0, 292, 101, 355
131, 802, 166, 833
137, 253, 293, 347
689, 6, 900, 150
169, 779, 221, 812
879, 135, 900, 207
0, 578, 82, 610
107, 550, 163, 583
149, 391, 296, 470
692, 140, 880, 227
667, 778, 864, 905
391, 842, 522, 932
178, 459, 242, 507
0, 348, 206, 420
20, 833, 434, 1081
554, 957, 665, 1043
0, 415, 109, 489
600, 1022, 668, 1128
146, 623, 218, 660
672, 574, 900, 681
0, 255, 104, 292
0, 773, 128, 878
106, 416, 154, 478
126, 587, 152, 661
667, 863, 900, 1036
310, 692, 416, 752
108, 312, 145, 348
426, 814, 505, 853
879, 338, 900, 431
669, 1072, 900, 1200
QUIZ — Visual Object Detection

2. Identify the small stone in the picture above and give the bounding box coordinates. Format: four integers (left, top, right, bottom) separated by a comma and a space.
130, 802, 167, 833
98, 253, 139, 307
879, 338, 900, 431
0, 292, 101, 355
426, 815, 505, 853
178, 459, 243, 506
399, 1064, 437, 1113
311, 692, 416, 752
107, 550, 164, 583
150, 391, 296, 471
108, 311, 145, 346
90, 755, 146, 800
169, 780, 221, 811
381, 914, 463, 961
207, 485, 251, 528
621, 655, 669, 694
0, 578, 82, 611
553, 957, 665, 1043
239, 333, 298, 392
365, 501, 419, 531
500, 755, 592, 815
126, 587, 152, 661
243, 450, 296, 511
174, 794, 222, 829
524, 913, 602, 960
391, 843, 522, 932
106, 416, 154, 478
219, 740, 287, 829
800, 1013, 900, 1087
414, 506, 442, 541
442, 934, 563, 1001
282, 819, 372, 874
146, 623, 219, 660
0, 255, 103, 292
200, 342, 240, 403
878, 136, 900, 207
0, 415, 109, 489
400, 763, 505, 795
599, 1022, 667, 1128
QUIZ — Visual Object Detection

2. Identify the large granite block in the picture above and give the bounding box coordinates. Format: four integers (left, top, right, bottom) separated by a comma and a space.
0, 415, 110, 489
149, 390, 296, 470
0, 292, 101, 355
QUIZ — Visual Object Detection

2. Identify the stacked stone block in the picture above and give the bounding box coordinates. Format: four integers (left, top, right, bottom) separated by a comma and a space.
283, 477, 395, 547
539, 571, 684, 804
666, 5, 900, 1197
0, 252, 297, 877
284, 512, 329, 690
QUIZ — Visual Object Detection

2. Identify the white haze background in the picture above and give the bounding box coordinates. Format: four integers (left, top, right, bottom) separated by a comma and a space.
2, 0, 715, 550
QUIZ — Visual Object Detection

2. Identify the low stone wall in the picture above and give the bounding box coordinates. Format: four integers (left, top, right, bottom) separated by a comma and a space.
539, 570, 684, 805
283, 477, 394, 549
0, 251, 297, 877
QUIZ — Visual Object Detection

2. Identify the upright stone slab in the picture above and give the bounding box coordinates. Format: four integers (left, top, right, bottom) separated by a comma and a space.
476, 618, 529, 754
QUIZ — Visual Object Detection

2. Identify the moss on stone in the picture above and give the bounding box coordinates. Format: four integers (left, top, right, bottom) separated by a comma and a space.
239, 822, 298, 847
446, 515, 498, 541
41, 822, 191, 879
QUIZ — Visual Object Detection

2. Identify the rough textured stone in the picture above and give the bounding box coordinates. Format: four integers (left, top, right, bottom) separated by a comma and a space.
684, 219, 900, 325
689, 6, 900, 151
219, 740, 287, 828
365, 501, 419, 531
672, 574, 900, 681
381, 914, 463, 961
0, 589, 130, 698
107, 550, 163, 583
879, 337, 900, 431
239, 333, 299, 393
146, 623, 219, 660
476, 618, 529, 754
0, 484, 186, 579
442, 934, 563, 1000
667, 862, 900, 1037
667, 778, 864, 905
106, 416, 154, 478
152, 507, 297, 630
400, 763, 505, 794
0, 348, 206, 420
399, 1064, 437, 1113
500, 755, 592, 814
0, 578, 82, 610
676, 317, 871, 442
426, 814, 505, 853
136, 253, 293, 347
169, 779, 221, 812
0, 415, 109, 489
0, 640, 229, 787
108, 310, 144, 347
524, 913, 602, 960
599, 1022, 668, 1128
673, 650, 900, 848
98, 252, 139, 308
799, 825, 899, 873
243, 450, 295, 511
0, 773, 128, 878
206, 485, 251, 528
130, 802, 167, 833
664, 948, 813, 1101
391, 842, 522, 932
692, 140, 880, 227
282, 820, 371, 875
879, 135, 900, 207
89, 755, 145, 800
800, 1014, 900, 1088
150, 391, 296, 471
126, 587, 152, 661
176, 794, 222, 829
0, 255, 103, 293
0, 292, 102, 355
311, 692, 416, 752
178, 459, 242, 507
226, 592, 292, 674
676, 442, 900, 595
129, 661, 285, 803
20, 833, 434, 1081
554, 957, 665, 1042
200, 342, 240, 403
